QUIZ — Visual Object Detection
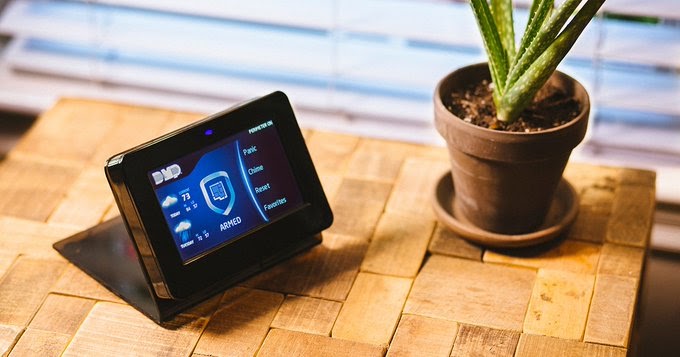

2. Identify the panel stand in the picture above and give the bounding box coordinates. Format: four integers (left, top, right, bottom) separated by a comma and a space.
54, 216, 320, 324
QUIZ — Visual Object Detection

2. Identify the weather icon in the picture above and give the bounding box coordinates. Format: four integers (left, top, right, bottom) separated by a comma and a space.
161, 194, 179, 208
174, 220, 192, 242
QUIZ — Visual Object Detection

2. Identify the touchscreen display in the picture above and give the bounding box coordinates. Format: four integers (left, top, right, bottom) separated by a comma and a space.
148, 120, 305, 263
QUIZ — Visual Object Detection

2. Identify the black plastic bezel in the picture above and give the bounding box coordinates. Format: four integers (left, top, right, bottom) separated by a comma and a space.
106, 92, 332, 299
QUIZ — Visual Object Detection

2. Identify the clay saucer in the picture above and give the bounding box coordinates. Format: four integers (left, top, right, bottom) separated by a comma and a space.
432, 171, 579, 248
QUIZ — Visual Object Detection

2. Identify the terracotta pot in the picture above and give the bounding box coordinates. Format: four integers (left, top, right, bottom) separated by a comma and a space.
434, 63, 589, 234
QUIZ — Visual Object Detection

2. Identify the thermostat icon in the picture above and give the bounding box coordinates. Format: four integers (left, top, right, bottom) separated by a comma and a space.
200, 171, 235, 215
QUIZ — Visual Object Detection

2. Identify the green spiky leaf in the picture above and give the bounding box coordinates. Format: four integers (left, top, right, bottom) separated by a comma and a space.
498, 0, 606, 122
513, 0, 552, 72
468, 0, 606, 123
470, 0, 509, 107
491, 0, 516, 62
505, 0, 583, 93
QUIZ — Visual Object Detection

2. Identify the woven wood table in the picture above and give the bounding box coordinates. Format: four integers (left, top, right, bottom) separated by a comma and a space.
0, 99, 655, 356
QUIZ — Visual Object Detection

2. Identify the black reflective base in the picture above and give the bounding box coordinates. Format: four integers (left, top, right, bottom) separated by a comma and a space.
53, 216, 321, 324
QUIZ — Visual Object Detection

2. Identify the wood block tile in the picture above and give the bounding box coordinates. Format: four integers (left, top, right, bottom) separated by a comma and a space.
0, 257, 67, 326
618, 168, 655, 187
28, 294, 94, 335
607, 185, 655, 247
244, 233, 367, 301
88, 105, 172, 165
0, 324, 22, 356
584, 275, 638, 347
64, 301, 206, 356
160, 111, 203, 134
384, 157, 449, 220
270, 295, 342, 336
194, 287, 282, 356
563, 163, 620, 194
0, 217, 78, 259
450, 324, 520, 357
386, 314, 458, 357
413, 145, 449, 161
0, 252, 17, 280
318, 173, 343, 202
12, 99, 119, 163
361, 212, 435, 278
345, 139, 421, 183
0, 158, 81, 222
306, 131, 359, 175
483, 240, 601, 275
515, 333, 626, 357
404, 255, 535, 331
48, 167, 113, 228
523, 269, 595, 340
9, 328, 70, 357
51, 264, 124, 304
327, 178, 393, 240
182, 294, 222, 319
567, 185, 615, 243
428, 224, 483, 261
332, 272, 412, 346
577, 180, 616, 211
597, 243, 645, 278
259, 328, 385, 357
567, 209, 610, 244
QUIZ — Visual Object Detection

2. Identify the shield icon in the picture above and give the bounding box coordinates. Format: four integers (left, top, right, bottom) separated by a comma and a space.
200, 171, 236, 215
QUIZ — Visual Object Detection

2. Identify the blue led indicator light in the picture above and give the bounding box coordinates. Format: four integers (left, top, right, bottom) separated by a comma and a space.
204, 129, 214, 136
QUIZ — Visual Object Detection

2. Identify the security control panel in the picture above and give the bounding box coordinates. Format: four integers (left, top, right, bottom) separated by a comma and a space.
105, 91, 333, 300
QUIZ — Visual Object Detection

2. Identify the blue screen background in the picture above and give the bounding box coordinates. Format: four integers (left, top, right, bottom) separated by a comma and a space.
149, 121, 304, 263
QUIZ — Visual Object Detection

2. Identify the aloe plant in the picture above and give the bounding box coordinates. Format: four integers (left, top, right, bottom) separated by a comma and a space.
470, 0, 606, 123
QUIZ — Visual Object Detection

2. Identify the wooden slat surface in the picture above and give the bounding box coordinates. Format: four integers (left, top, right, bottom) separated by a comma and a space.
47, 167, 114, 229
326, 178, 393, 239
332, 272, 412, 346
0, 98, 655, 356
450, 324, 521, 357
258, 328, 385, 357
0, 257, 66, 326
384, 157, 449, 220
0, 158, 81, 222
386, 314, 458, 357
584, 275, 638, 347
193, 287, 282, 356
428, 223, 483, 261
361, 212, 435, 277
0, 253, 16, 279
523, 269, 594, 340
270, 295, 342, 336
607, 184, 655, 247
483, 240, 601, 274
14, 294, 96, 356
0, 324, 23, 356
9, 328, 72, 357
11, 99, 120, 163
244, 233, 367, 301
0, 217, 78, 260
597, 243, 645, 278
404, 255, 536, 331
50, 264, 125, 304
515, 333, 626, 357
63, 302, 207, 356
28, 294, 95, 335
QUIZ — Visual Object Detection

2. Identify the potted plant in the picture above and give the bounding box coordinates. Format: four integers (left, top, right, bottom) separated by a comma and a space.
433, 0, 605, 245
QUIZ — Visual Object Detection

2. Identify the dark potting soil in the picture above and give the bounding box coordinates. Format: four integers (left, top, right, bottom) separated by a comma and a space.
444, 79, 581, 132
